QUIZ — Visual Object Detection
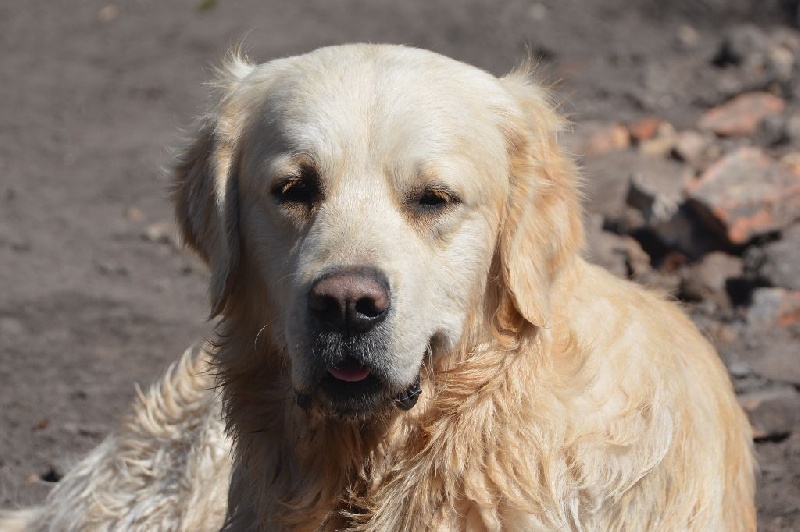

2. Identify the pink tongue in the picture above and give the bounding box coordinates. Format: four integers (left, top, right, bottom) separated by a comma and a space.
329, 360, 371, 382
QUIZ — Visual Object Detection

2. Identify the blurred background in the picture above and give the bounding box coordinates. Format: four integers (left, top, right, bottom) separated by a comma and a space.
1, 1, 799, 529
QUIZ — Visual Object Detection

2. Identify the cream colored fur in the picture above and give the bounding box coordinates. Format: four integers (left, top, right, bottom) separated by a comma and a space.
1, 44, 755, 531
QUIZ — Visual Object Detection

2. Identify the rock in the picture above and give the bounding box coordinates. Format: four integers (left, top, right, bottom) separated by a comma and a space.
684, 147, 800, 245
744, 336, 800, 386
679, 251, 742, 305
528, 3, 547, 21
767, 45, 794, 81
627, 117, 663, 143
39, 466, 63, 483
786, 115, 800, 143
747, 288, 800, 329
671, 130, 718, 169
738, 386, 800, 440
698, 92, 786, 137
142, 221, 177, 246
95, 261, 130, 277
625, 172, 683, 226
568, 121, 630, 157
633, 268, 682, 294
756, 114, 791, 147
624, 157, 692, 222
712, 24, 770, 68
125, 205, 144, 222
756, 113, 800, 147
638, 122, 678, 158
782, 152, 800, 175
676, 24, 699, 50
625, 163, 718, 260
584, 215, 650, 279
581, 151, 656, 219
744, 224, 800, 290
97, 5, 120, 23
625, 159, 718, 260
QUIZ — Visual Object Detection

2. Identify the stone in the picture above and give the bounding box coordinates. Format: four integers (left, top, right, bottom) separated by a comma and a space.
756, 114, 800, 147
97, 5, 120, 23
679, 251, 742, 305
738, 386, 800, 440
584, 215, 650, 279
627, 117, 663, 143
684, 147, 800, 245
745, 336, 800, 386
747, 288, 800, 329
568, 121, 630, 157
744, 224, 800, 291
528, 3, 547, 21
712, 24, 770, 68
142, 222, 177, 246
95, 261, 130, 277
676, 25, 699, 50
698, 92, 786, 137
624, 158, 692, 223
581, 151, 654, 219
782, 152, 800, 175
125, 205, 144, 222
638, 122, 678, 158
756, 114, 790, 147
765, 44, 795, 82
625, 163, 718, 260
626, 173, 682, 226
671, 130, 718, 169
648, 207, 716, 259
633, 269, 682, 295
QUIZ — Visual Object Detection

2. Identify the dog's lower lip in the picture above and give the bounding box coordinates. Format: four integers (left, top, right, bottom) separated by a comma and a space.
328, 359, 371, 382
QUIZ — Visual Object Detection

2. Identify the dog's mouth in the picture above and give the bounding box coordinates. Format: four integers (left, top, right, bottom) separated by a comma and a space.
320, 358, 382, 400
328, 358, 371, 382
296, 356, 422, 418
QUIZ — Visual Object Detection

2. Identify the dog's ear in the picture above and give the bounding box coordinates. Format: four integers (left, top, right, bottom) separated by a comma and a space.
495, 66, 584, 331
173, 55, 255, 317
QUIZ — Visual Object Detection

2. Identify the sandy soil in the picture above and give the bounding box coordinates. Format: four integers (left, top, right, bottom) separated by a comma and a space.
1, 1, 797, 528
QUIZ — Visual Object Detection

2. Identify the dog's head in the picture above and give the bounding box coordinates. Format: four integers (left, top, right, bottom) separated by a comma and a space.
174, 44, 582, 419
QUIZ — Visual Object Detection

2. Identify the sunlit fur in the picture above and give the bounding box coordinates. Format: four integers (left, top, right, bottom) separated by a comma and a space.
1, 44, 755, 531
1, 346, 230, 531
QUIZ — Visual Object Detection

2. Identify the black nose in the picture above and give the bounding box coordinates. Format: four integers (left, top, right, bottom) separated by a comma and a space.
308, 267, 390, 335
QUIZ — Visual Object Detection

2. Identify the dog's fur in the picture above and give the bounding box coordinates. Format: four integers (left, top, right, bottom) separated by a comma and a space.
2, 44, 755, 531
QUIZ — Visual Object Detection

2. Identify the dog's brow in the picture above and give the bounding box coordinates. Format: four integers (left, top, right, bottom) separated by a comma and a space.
267, 153, 319, 180
410, 164, 463, 197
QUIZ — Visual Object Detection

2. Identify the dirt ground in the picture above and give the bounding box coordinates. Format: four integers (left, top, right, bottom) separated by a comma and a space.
1, 0, 798, 529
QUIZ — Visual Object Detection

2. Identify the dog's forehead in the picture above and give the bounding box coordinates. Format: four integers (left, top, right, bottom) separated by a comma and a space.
245, 45, 513, 168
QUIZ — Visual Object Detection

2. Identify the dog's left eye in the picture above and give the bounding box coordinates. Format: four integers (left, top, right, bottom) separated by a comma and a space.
413, 187, 460, 213
270, 167, 321, 207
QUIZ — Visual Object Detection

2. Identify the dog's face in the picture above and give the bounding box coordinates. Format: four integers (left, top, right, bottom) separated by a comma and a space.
174, 45, 583, 419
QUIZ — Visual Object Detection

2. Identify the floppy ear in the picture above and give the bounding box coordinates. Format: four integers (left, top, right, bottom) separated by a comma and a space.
495, 67, 584, 330
173, 55, 255, 317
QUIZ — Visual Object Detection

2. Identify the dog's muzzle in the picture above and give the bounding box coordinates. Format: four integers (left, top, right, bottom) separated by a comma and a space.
295, 374, 422, 412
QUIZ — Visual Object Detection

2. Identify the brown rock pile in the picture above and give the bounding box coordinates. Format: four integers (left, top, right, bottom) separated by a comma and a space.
576, 28, 800, 446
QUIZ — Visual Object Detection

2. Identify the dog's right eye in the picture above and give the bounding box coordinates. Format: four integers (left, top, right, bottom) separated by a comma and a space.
270, 168, 321, 207
409, 185, 460, 216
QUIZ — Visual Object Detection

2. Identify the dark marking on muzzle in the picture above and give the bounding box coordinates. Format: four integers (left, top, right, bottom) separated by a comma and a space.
394, 375, 422, 411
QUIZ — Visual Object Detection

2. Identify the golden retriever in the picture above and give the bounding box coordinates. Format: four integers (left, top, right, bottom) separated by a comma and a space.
2, 44, 755, 531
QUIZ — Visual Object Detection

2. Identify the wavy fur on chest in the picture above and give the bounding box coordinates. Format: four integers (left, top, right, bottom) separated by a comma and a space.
217, 259, 754, 531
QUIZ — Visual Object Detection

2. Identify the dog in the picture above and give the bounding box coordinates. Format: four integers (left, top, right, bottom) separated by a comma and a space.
1, 44, 755, 531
